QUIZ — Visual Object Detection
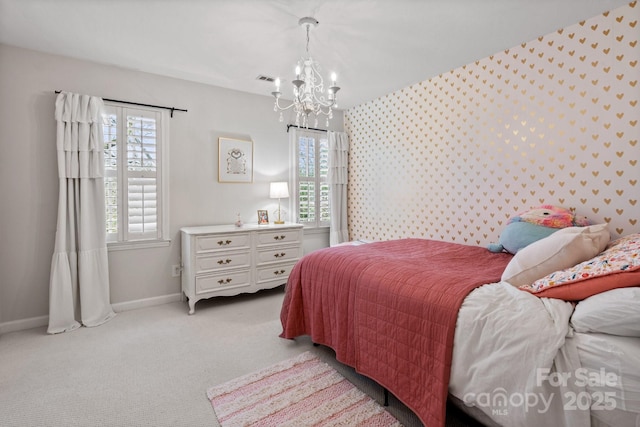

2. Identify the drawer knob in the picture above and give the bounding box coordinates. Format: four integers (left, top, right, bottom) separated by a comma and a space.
274, 235, 286, 240
217, 240, 232, 246
217, 278, 232, 284
217, 259, 232, 265
274, 252, 286, 258
274, 269, 286, 276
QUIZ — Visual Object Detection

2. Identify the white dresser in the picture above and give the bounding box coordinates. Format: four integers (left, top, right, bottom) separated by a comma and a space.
180, 223, 304, 314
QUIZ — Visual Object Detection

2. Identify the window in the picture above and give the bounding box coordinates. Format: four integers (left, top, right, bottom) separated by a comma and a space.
292, 129, 330, 228
103, 104, 169, 247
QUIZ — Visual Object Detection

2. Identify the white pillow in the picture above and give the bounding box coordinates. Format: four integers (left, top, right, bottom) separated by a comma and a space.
572, 287, 640, 336
501, 223, 610, 288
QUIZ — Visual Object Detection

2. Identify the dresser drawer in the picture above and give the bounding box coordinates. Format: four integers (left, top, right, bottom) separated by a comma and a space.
196, 233, 250, 253
195, 270, 251, 294
256, 246, 301, 264
195, 252, 251, 273
256, 229, 302, 247
256, 262, 296, 285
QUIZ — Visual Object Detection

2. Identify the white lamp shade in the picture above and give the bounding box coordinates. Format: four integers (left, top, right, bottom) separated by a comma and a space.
270, 182, 290, 199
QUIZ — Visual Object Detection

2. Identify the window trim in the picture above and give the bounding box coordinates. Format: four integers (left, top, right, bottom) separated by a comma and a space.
103, 102, 170, 250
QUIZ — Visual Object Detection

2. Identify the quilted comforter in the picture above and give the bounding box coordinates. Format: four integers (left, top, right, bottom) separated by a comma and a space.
280, 238, 513, 426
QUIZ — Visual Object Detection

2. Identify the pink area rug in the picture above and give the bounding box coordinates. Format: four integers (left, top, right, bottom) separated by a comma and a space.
207, 351, 402, 426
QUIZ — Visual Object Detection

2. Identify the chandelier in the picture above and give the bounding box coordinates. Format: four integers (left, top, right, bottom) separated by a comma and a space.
271, 17, 340, 128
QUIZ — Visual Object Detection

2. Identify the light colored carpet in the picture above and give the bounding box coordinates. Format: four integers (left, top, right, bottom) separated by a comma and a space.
0, 286, 482, 426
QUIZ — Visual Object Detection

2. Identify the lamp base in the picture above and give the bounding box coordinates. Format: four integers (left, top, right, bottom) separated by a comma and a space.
274, 220, 285, 224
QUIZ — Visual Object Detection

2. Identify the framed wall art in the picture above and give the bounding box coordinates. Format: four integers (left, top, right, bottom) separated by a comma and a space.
218, 137, 253, 183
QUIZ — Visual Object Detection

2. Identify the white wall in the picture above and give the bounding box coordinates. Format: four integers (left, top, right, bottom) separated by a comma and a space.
0, 44, 343, 328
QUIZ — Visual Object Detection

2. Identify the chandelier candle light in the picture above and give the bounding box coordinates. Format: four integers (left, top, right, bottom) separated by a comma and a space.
272, 17, 340, 128
270, 182, 290, 224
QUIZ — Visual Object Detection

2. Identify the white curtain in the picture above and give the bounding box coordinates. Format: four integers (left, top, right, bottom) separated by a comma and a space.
48, 92, 115, 334
327, 131, 349, 246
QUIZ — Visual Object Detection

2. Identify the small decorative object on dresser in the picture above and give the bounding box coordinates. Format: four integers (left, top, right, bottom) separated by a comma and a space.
180, 223, 303, 314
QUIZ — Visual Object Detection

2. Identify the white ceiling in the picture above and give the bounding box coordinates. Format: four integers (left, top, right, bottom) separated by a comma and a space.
0, 0, 631, 109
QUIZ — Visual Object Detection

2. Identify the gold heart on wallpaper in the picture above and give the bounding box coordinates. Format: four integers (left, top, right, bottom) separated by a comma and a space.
631, 40, 638, 47
593, 207, 600, 213
630, 199, 638, 206
630, 20, 637, 27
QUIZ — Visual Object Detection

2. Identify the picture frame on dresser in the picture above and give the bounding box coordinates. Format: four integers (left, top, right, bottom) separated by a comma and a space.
257, 209, 269, 225
218, 137, 253, 183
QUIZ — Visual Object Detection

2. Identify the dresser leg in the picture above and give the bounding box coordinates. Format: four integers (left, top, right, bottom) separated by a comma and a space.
188, 300, 196, 315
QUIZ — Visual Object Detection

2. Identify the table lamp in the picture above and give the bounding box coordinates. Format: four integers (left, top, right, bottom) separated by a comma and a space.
270, 182, 290, 224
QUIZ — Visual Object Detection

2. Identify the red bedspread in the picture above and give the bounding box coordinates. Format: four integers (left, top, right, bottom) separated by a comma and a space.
280, 238, 512, 427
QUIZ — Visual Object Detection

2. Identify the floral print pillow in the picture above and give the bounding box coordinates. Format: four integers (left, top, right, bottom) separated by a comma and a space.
520, 233, 640, 300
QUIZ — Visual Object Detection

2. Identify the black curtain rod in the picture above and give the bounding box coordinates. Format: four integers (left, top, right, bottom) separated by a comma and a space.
54, 91, 187, 118
286, 124, 328, 133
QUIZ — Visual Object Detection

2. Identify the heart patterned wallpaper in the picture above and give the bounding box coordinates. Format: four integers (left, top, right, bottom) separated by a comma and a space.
345, 1, 639, 245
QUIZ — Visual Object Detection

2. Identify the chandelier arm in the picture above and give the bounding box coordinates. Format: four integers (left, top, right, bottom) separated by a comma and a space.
274, 98, 296, 111
313, 108, 333, 116
311, 92, 336, 107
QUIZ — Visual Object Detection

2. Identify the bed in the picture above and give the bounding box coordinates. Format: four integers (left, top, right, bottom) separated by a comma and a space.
280, 229, 640, 427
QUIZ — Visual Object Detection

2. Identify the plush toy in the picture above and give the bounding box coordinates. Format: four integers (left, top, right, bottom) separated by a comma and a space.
487, 205, 591, 254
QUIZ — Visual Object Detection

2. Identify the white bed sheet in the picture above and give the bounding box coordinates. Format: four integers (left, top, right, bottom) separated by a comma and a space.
450, 281, 589, 427
574, 332, 640, 427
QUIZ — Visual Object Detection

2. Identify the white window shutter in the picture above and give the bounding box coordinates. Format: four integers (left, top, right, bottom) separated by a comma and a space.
102, 104, 165, 244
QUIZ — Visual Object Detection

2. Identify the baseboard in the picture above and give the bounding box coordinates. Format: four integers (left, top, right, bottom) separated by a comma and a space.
0, 315, 49, 335
111, 293, 182, 313
0, 293, 183, 336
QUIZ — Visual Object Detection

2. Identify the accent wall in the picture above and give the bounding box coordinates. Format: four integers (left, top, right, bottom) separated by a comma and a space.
345, 1, 639, 245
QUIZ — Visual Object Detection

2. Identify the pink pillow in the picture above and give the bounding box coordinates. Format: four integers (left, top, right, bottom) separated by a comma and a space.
519, 233, 640, 300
